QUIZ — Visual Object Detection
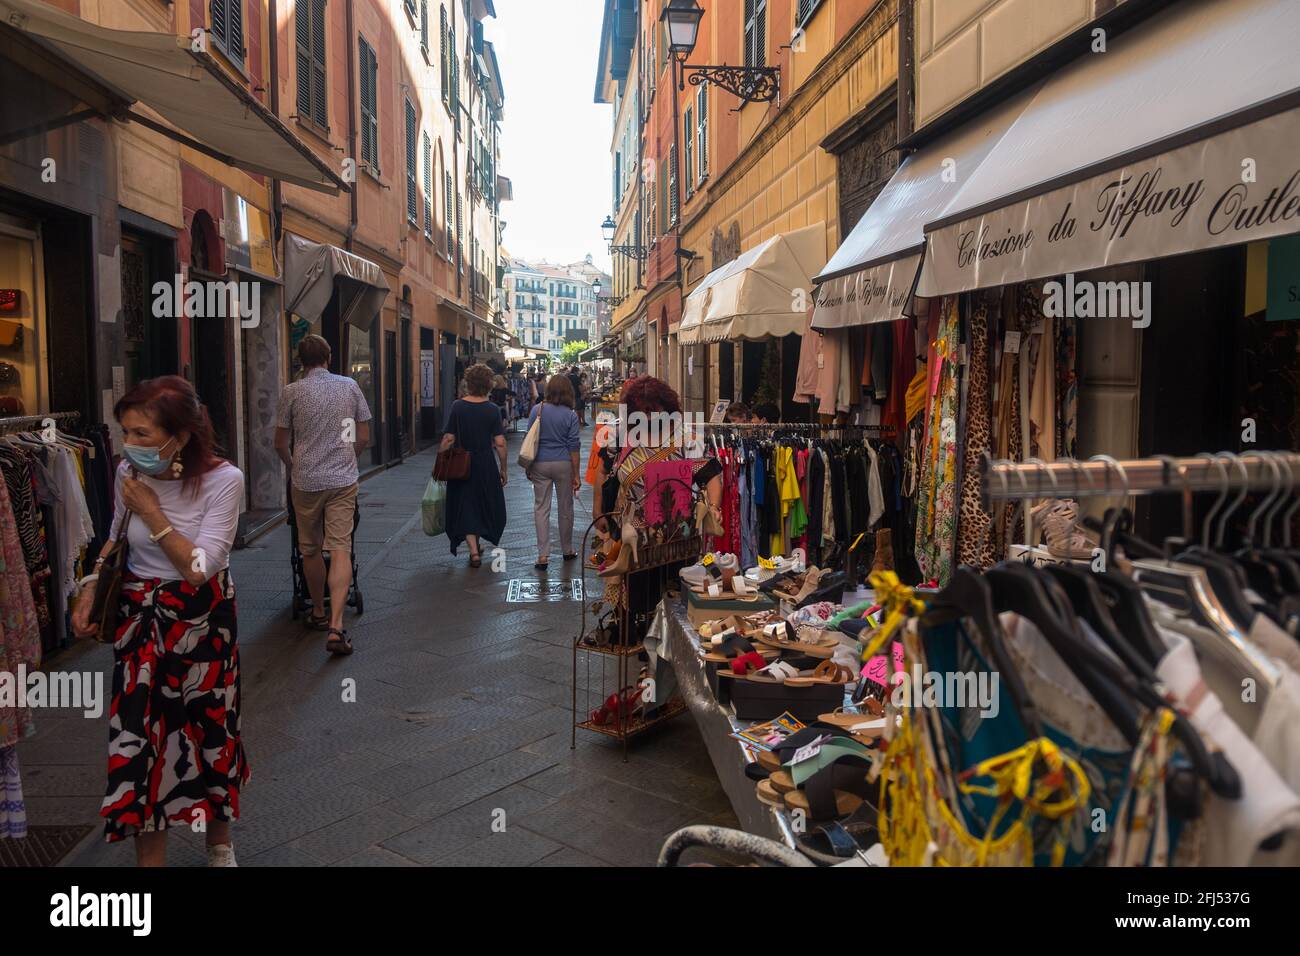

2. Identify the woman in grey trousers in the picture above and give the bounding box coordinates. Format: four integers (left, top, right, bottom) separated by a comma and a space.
525, 374, 582, 571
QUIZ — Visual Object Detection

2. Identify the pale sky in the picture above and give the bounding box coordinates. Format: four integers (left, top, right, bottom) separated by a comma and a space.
488, 0, 613, 272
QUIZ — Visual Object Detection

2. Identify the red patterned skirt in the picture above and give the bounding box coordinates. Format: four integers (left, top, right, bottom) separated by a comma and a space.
100, 570, 249, 842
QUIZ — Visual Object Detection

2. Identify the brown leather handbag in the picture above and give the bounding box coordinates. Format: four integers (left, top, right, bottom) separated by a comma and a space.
87, 507, 132, 643
432, 411, 470, 481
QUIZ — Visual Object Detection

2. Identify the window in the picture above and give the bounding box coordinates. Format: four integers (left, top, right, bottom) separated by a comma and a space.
404, 0, 417, 17
358, 37, 379, 171
210, 0, 245, 66
683, 105, 694, 199
444, 171, 454, 251
295, 0, 328, 131
440, 5, 450, 100
744, 0, 767, 69
456, 192, 463, 270
696, 84, 709, 182
668, 142, 679, 226
422, 133, 433, 238
405, 100, 418, 224
420, 0, 429, 54
796, 0, 825, 28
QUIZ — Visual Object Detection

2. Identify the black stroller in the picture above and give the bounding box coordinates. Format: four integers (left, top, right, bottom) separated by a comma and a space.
287, 486, 364, 619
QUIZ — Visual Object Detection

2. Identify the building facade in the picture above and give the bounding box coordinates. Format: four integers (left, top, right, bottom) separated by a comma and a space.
505, 256, 602, 358
0, 0, 511, 538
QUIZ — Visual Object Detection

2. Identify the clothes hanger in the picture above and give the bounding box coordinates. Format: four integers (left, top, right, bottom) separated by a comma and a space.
1231, 452, 1289, 602
1247, 451, 1300, 594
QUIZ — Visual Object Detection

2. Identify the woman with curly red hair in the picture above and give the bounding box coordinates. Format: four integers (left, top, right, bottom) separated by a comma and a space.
70, 375, 249, 867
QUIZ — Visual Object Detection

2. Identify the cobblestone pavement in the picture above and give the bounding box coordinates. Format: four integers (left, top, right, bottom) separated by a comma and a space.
18, 424, 736, 867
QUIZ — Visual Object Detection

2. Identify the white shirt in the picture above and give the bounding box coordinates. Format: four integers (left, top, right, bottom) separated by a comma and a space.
110, 460, 243, 582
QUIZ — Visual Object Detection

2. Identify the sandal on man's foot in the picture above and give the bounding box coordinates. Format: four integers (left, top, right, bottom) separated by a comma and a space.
305, 612, 330, 631
535, 559, 548, 571
326, 628, 353, 656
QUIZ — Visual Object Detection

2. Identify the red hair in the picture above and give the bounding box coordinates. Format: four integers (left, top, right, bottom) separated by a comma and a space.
114, 375, 224, 493
619, 375, 681, 416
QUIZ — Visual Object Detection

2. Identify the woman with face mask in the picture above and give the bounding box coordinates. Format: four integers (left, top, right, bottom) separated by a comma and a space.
70, 376, 248, 868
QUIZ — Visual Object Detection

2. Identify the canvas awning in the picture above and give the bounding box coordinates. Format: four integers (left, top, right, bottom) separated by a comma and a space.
439, 296, 512, 342
679, 223, 826, 345
285, 235, 389, 330
0, 0, 345, 193
811, 87, 1033, 329
918, 0, 1300, 296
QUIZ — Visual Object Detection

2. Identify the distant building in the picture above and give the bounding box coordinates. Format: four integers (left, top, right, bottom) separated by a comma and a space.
504, 256, 603, 357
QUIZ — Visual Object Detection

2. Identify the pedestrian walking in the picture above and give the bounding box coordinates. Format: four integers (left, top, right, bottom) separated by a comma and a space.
567, 366, 587, 425
526, 374, 581, 571
440, 363, 508, 567
273, 334, 371, 656
71, 376, 249, 867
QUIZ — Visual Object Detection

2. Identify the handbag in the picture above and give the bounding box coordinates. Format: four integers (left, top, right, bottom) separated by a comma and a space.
432, 405, 471, 481
517, 403, 542, 470
87, 497, 133, 643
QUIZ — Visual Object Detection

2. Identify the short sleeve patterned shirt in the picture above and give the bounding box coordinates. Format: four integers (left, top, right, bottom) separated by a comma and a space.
275, 368, 373, 492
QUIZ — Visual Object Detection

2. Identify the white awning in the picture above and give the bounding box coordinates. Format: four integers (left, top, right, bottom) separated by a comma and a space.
0, 0, 345, 193
918, 0, 1300, 297
811, 88, 1033, 329
679, 223, 826, 345
285, 235, 389, 330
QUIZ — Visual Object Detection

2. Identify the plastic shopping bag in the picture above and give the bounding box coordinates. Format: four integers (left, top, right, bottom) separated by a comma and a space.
422, 478, 447, 536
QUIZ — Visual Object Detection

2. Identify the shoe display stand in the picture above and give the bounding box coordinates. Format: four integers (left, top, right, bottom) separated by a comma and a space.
659, 597, 800, 847
572, 512, 700, 760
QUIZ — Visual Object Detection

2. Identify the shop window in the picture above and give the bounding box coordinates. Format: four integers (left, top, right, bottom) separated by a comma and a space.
0, 226, 42, 415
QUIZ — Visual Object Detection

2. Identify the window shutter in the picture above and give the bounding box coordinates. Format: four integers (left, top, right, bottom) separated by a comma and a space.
423, 133, 433, 237
744, 0, 766, 68
211, 0, 227, 50
456, 192, 463, 269
229, 0, 244, 62
421, 0, 429, 52
668, 142, 678, 226
310, 0, 328, 128
405, 101, 418, 223
440, 5, 449, 97
683, 106, 694, 199
295, 0, 311, 118
697, 84, 708, 179
359, 38, 378, 170
444, 170, 454, 251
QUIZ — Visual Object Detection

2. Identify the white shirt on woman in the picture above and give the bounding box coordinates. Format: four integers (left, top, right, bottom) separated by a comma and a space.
110, 460, 243, 582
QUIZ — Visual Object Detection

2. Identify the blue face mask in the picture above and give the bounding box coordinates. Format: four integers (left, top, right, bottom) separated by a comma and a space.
122, 437, 176, 476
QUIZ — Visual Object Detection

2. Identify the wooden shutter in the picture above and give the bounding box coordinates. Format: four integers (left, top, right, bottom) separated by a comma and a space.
423, 133, 433, 237
359, 38, 377, 170
445, 171, 454, 250
211, 0, 227, 50
456, 193, 463, 269
311, 0, 327, 128
405, 100, 418, 223
440, 5, 449, 98
668, 142, 678, 226
421, 0, 429, 52
697, 84, 708, 179
745, 0, 766, 68
295, 0, 311, 118
229, 0, 243, 62
683, 106, 694, 199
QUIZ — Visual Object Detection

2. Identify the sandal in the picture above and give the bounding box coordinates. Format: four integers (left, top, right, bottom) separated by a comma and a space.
326, 627, 353, 656
468, 551, 482, 568
782, 741, 875, 822
701, 632, 777, 668
535, 559, 548, 571
784, 659, 856, 687
305, 612, 330, 631
562, 552, 578, 561
753, 622, 839, 659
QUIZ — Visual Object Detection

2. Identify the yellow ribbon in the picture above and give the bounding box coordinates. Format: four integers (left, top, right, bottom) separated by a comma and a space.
860, 571, 925, 664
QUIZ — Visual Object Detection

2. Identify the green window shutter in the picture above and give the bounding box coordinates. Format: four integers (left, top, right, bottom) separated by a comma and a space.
440, 5, 449, 98
445, 170, 453, 251
423, 133, 433, 237
697, 84, 708, 179
405, 100, 418, 223
359, 38, 378, 170
683, 106, 694, 199
421, 1, 429, 52
668, 142, 678, 226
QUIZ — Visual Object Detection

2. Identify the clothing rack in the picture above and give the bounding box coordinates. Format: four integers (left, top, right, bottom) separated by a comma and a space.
981, 451, 1300, 503
0, 411, 81, 435
703, 422, 896, 434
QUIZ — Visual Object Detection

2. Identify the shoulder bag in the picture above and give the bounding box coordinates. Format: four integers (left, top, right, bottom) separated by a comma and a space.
517, 404, 542, 471
87, 474, 135, 643
433, 403, 471, 481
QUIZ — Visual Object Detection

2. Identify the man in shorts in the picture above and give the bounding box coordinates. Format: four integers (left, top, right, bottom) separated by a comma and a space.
274, 334, 371, 655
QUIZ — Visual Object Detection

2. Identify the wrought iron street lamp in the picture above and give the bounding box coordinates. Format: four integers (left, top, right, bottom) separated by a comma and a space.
592, 278, 624, 308
600, 215, 649, 261
661, 1, 779, 106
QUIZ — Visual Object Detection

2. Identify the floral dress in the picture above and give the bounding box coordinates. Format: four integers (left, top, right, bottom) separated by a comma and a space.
915, 297, 961, 585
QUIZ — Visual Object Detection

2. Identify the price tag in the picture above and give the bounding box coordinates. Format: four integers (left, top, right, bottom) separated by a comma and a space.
701, 553, 715, 566
707, 583, 722, 597
1003, 331, 1022, 354
790, 736, 830, 765
758, 555, 778, 570
816, 353, 824, 369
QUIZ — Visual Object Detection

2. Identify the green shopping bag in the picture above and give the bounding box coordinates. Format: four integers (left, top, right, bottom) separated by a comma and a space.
422, 478, 447, 536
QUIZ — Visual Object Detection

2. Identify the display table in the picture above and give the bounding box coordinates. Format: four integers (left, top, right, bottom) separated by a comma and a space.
659, 596, 796, 848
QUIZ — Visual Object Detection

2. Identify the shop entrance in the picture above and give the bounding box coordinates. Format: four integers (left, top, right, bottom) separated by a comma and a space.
120, 227, 178, 387
384, 328, 399, 462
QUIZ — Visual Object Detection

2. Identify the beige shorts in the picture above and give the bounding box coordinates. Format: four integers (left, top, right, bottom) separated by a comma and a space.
292, 483, 357, 556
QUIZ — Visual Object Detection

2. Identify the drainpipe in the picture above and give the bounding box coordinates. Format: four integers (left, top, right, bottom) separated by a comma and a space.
269, 0, 283, 247
346, 0, 359, 252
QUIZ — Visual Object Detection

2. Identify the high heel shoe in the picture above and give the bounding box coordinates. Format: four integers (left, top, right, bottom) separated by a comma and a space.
599, 531, 636, 577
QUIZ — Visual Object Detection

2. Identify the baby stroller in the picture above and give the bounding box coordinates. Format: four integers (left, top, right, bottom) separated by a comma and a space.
287, 486, 364, 619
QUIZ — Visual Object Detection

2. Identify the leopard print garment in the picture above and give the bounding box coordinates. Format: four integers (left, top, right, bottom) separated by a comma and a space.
957, 296, 997, 568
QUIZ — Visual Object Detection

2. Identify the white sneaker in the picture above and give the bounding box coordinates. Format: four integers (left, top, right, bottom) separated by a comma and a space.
207, 844, 238, 867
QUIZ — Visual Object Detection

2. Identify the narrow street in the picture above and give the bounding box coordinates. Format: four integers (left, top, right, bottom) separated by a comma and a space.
18, 425, 735, 867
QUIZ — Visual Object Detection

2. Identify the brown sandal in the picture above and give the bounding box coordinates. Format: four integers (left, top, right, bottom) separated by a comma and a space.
326, 628, 353, 656
784, 659, 856, 687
